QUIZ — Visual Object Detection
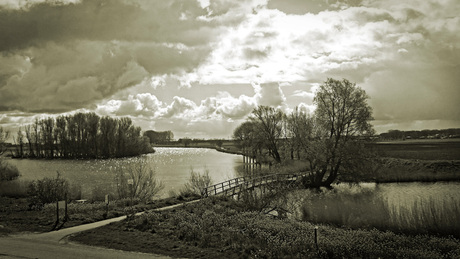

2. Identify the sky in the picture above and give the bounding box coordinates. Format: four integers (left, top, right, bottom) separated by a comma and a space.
0, 0, 459, 140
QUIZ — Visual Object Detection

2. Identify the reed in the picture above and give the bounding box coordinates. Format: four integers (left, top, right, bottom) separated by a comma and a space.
387, 196, 460, 237
301, 185, 460, 238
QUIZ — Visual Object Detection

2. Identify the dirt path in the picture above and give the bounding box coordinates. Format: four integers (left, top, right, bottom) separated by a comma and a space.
0, 200, 199, 259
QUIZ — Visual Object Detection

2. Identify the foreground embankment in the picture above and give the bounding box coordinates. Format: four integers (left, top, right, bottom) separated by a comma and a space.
71, 196, 460, 259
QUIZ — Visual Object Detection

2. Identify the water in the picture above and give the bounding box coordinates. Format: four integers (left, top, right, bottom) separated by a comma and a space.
5, 150, 460, 236
6, 147, 242, 199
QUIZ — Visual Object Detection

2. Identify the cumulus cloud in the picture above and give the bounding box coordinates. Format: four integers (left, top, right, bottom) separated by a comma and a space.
253, 82, 286, 107
214, 92, 257, 119
162, 96, 198, 118
1, 0, 459, 138
96, 93, 163, 117
292, 90, 314, 99
0, 0, 219, 113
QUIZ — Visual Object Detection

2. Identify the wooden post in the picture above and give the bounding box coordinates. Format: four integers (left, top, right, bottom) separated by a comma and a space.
64, 193, 69, 222
56, 199, 59, 223
105, 194, 109, 217
314, 227, 319, 250
52, 199, 59, 231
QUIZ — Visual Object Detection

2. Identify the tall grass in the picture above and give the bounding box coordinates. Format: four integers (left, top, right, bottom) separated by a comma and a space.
300, 184, 460, 238
387, 196, 460, 237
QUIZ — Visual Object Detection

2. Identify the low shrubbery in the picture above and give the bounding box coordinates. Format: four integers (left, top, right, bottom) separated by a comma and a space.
0, 159, 20, 182
75, 197, 460, 258
0, 194, 193, 236
179, 169, 212, 197
27, 173, 69, 209
114, 157, 164, 203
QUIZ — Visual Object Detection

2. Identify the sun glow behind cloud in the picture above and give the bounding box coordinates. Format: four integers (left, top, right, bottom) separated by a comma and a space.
0, 0, 459, 138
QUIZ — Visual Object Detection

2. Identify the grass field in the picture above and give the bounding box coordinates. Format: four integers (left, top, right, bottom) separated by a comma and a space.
0, 195, 197, 236
369, 139, 460, 160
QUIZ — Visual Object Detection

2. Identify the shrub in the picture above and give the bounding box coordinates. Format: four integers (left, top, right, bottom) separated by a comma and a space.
114, 157, 163, 203
0, 159, 20, 182
180, 169, 212, 197
27, 172, 69, 209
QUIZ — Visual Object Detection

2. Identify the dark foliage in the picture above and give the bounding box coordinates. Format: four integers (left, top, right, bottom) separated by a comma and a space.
15, 112, 153, 159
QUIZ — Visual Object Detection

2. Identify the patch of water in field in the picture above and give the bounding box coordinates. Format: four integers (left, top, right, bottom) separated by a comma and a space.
6, 148, 242, 199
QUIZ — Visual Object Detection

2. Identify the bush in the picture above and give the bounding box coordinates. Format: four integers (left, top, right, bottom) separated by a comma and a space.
114, 157, 163, 203
27, 173, 69, 209
180, 169, 212, 197
0, 159, 20, 182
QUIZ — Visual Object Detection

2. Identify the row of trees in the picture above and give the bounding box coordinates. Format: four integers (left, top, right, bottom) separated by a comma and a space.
13, 113, 153, 159
233, 78, 375, 188
143, 130, 174, 144
380, 128, 460, 140
1, 127, 20, 182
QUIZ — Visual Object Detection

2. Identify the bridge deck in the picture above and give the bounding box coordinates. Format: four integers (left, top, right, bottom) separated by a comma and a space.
202, 172, 309, 197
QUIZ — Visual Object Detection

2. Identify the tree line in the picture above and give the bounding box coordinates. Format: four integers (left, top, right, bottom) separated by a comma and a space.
13, 113, 153, 159
233, 78, 375, 188
380, 128, 460, 140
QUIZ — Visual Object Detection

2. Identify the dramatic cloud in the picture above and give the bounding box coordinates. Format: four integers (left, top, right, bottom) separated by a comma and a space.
0, 0, 216, 113
1, 0, 459, 138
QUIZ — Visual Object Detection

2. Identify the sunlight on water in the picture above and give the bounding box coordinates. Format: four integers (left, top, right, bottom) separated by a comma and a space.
7, 148, 242, 199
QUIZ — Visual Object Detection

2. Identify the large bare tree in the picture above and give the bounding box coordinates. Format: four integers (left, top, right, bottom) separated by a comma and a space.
310, 78, 374, 187
249, 106, 285, 163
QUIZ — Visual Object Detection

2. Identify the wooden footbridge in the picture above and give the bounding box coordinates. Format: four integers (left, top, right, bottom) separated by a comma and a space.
201, 172, 309, 198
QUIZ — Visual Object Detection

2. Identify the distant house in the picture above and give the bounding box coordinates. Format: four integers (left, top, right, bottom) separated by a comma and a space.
143, 130, 174, 144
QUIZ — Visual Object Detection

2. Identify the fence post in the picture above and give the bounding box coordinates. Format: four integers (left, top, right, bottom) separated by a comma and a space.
314, 226, 319, 251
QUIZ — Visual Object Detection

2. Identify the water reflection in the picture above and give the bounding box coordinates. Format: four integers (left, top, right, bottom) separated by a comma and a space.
7, 148, 242, 198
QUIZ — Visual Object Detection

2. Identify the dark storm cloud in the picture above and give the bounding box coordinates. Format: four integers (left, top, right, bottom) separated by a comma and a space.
0, 0, 211, 51
0, 0, 217, 113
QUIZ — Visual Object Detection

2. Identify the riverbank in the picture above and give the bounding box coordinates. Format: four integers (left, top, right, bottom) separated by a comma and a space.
70, 196, 460, 258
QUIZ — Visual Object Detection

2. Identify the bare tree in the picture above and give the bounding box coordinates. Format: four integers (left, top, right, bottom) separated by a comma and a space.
0, 127, 9, 155
1, 127, 20, 182
14, 127, 24, 157
181, 169, 213, 196
249, 106, 285, 163
308, 78, 374, 187
115, 157, 164, 202
25, 125, 35, 157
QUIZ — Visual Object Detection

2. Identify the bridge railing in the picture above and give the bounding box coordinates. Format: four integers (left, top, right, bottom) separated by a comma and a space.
201, 176, 248, 197
201, 172, 309, 197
